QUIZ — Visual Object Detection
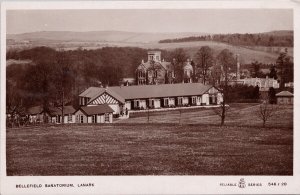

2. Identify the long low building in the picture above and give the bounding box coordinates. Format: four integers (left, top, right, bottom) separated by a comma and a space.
79, 83, 223, 116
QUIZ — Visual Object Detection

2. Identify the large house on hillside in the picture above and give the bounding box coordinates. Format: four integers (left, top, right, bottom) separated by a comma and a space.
135, 51, 194, 85
79, 83, 223, 116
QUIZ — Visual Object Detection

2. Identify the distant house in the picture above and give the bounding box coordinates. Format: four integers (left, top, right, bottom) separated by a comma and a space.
276, 91, 293, 105
135, 51, 196, 85
136, 51, 175, 85
284, 82, 294, 88
47, 106, 76, 124
26, 106, 47, 123
79, 83, 223, 116
236, 76, 280, 91
74, 104, 114, 123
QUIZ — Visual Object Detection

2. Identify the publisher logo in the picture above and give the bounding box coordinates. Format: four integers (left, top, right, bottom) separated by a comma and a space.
238, 178, 246, 188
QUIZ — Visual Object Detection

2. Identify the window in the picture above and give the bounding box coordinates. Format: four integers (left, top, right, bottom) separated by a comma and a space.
192, 97, 196, 104
105, 114, 110, 122
92, 115, 96, 123
164, 98, 169, 106
156, 56, 159, 61
76, 115, 79, 123
68, 114, 72, 122
135, 100, 140, 108
178, 97, 183, 105
80, 115, 84, 123
149, 99, 154, 108
154, 70, 158, 78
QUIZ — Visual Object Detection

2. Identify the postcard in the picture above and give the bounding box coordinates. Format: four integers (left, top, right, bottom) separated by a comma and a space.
1, 1, 299, 194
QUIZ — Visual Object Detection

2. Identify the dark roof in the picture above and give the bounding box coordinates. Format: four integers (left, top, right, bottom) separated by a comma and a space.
48, 106, 76, 116
27, 106, 43, 115
276, 91, 293, 97
79, 104, 114, 115
108, 83, 213, 100
79, 87, 105, 98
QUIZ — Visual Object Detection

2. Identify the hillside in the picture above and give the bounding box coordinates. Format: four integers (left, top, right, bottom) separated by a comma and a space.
7, 30, 293, 64
159, 30, 293, 47
7, 31, 207, 43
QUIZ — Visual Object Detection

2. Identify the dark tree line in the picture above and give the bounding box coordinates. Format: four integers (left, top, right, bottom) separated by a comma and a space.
6, 47, 151, 111
159, 32, 293, 47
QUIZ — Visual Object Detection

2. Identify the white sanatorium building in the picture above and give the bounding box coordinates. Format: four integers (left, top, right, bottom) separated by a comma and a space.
78, 83, 223, 116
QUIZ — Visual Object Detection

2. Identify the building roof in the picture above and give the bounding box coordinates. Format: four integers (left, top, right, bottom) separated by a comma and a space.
79, 87, 105, 98
48, 106, 76, 116
139, 61, 173, 71
79, 104, 114, 115
26, 105, 43, 115
276, 91, 293, 97
107, 83, 213, 100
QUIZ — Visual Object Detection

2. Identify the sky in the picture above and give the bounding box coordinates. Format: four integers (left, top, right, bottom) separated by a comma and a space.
7, 9, 293, 34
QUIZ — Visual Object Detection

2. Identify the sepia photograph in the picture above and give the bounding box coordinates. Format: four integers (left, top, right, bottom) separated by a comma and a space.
1, 1, 299, 194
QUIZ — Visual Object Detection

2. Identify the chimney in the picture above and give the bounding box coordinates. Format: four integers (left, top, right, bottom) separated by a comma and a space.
236, 54, 240, 80
142, 59, 144, 63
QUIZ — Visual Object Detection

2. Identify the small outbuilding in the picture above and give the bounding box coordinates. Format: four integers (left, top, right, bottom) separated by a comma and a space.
75, 104, 114, 123
48, 106, 76, 124
26, 106, 47, 123
276, 91, 293, 105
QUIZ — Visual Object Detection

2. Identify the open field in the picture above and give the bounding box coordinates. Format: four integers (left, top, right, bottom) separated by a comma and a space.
7, 119, 293, 175
117, 103, 293, 128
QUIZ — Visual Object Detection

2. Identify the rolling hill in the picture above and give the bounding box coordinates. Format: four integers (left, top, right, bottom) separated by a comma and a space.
7, 31, 207, 43
7, 30, 293, 64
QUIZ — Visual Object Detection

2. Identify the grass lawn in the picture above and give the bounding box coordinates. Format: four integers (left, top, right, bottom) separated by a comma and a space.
118, 103, 293, 128
7, 122, 292, 175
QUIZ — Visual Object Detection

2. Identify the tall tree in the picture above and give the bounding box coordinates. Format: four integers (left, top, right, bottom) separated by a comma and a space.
170, 48, 188, 83
196, 46, 214, 85
210, 65, 222, 86
253, 85, 260, 100
215, 49, 235, 125
269, 65, 278, 79
54, 50, 74, 124
251, 61, 263, 78
268, 87, 276, 104
276, 49, 293, 88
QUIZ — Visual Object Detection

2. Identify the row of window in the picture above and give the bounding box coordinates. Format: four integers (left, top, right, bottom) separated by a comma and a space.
75, 114, 110, 123
132, 96, 202, 108
55, 114, 73, 123
149, 55, 160, 61
137, 70, 159, 78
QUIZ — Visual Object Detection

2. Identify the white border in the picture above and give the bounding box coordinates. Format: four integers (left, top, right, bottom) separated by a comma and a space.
1, 1, 300, 194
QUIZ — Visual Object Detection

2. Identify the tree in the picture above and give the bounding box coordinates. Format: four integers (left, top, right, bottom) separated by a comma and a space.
269, 65, 278, 79
196, 46, 214, 85
54, 50, 74, 124
215, 49, 236, 125
268, 87, 276, 104
253, 85, 260, 100
210, 65, 222, 86
170, 48, 188, 83
251, 61, 263, 78
257, 100, 277, 127
6, 80, 26, 127
276, 49, 293, 88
